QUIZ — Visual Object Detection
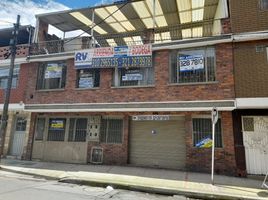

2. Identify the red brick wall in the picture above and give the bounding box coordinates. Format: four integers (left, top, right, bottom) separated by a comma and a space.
185, 111, 237, 176
0, 63, 29, 103
25, 43, 235, 104
0, 45, 29, 60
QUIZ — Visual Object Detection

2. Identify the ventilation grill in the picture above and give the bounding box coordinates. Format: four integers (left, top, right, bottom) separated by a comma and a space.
243, 117, 254, 132
90, 147, 103, 164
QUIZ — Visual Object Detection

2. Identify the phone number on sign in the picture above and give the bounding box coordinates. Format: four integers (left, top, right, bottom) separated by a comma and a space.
92, 56, 152, 68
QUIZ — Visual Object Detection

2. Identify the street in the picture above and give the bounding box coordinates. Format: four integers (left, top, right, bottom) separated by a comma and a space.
0, 170, 196, 200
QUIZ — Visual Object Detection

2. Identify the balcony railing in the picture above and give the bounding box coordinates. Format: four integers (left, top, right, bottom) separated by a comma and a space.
29, 18, 229, 56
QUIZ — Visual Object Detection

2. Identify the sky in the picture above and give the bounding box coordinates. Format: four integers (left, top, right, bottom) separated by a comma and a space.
0, 0, 115, 37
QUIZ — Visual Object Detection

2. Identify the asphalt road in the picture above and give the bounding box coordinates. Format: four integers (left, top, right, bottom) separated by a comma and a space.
0, 170, 197, 200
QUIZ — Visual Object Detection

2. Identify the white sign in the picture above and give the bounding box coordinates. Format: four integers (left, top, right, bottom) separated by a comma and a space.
45, 64, 62, 79
79, 77, 93, 88
122, 73, 143, 81
132, 115, 170, 121
179, 55, 204, 72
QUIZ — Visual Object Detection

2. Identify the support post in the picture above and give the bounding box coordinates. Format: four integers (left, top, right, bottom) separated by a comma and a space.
211, 107, 218, 185
0, 15, 20, 160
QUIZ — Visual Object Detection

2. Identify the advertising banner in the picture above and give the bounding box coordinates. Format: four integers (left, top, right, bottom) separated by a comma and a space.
79, 77, 94, 88
195, 137, 212, 148
49, 119, 65, 131
75, 44, 152, 69
178, 54, 204, 72
45, 64, 62, 79
132, 115, 170, 121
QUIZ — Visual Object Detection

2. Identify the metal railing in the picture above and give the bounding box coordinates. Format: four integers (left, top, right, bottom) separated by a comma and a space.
29, 18, 227, 56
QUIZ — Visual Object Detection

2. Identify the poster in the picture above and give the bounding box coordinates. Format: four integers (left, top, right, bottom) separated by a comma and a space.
75, 44, 152, 69
79, 77, 94, 88
49, 119, 65, 130
45, 64, 62, 79
178, 54, 204, 72
195, 137, 212, 148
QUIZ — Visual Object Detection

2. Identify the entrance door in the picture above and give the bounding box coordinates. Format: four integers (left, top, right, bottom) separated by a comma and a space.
10, 117, 27, 157
242, 116, 268, 175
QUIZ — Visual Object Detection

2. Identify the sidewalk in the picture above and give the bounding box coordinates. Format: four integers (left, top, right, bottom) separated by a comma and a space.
0, 159, 267, 200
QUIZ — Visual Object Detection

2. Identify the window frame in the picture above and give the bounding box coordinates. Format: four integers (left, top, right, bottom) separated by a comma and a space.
0, 65, 20, 89
34, 117, 46, 141
47, 118, 67, 142
192, 116, 223, 148
36, 61, 67, 90
169, 47, 216, 84
100, 117, 124, 144
76, 68, 100, 89
260, 0, 268, 10
68, 117, 88, 142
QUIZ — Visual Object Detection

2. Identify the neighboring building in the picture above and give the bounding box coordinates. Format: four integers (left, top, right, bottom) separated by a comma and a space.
229, 0, 268, 176
0, 25, 34, 158
20, 0, 239, 176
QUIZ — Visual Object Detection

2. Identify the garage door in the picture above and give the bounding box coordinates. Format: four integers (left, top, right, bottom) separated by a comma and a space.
129, 116, 186, 169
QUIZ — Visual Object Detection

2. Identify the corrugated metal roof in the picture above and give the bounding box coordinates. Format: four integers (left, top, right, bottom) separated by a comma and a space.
37, 0, 225, 45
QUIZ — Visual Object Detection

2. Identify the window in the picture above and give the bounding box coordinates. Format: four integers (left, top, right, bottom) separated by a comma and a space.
113, 67, 154, 87
15, 117, 27, 131
37, 62, 66, 90
0, 65, 20, 89
170, 47, 216, 83
100, 118, 123, 143
47, 118, 66, 141
261, 0, 268, 10
68, 118, 87, 142
77, 69, 100, 88
192, 118, 222, 148
35, 118, 46, 140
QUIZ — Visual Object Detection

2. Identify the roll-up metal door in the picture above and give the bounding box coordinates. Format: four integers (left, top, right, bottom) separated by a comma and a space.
130, 116, 186, 169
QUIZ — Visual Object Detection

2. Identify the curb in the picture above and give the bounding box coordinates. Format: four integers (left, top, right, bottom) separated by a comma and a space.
1, 166, 267, 200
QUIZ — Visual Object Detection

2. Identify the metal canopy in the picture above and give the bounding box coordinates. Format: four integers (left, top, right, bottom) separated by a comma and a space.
37, 0, 226, 46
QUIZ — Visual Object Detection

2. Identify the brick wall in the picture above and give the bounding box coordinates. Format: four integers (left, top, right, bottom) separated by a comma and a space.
234, 40, 268, 98
24, 43, 235, 104
0, 45, 29, 60
186, 111, 237, 176
0, 63, 29, 103
229, 0, 268, 33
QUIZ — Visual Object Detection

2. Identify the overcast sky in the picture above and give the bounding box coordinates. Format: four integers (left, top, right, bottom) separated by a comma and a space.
0, 0, 115, 37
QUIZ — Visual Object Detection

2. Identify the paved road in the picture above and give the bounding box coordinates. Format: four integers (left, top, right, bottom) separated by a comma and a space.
0, 170, 197, 200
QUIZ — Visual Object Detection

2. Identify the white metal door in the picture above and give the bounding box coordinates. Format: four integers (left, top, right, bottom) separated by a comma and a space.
10, 117, 27, 156
242, 116, 268, 175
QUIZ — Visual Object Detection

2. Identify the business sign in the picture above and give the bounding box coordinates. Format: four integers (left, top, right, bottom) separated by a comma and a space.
45, 64, 62, 79
49, 119, 65, 130
178, 54, 204, 72
132, 115, 170, 121
79, 77, 94, 88
75, 44, 152, 69
195, 137, 212, 148
122, 69, 143, 81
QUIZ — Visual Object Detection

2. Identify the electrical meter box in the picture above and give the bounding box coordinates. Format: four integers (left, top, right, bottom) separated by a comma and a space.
88, 116, 101, 141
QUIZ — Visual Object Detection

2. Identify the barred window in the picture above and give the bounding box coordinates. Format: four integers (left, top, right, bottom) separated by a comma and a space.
77, 69, 100, 88
100, 118, 123, 144
37, 62, 66, 90
35, 118, 45, 141
170, 47, 216, 84
0, 65, 20, 89
47, 118, 66, 141
68, 118, 87, 142
192, 118, 222, 148
113, 67, 154, 87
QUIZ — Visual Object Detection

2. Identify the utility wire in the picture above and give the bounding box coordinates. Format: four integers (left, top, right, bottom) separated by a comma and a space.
64, 1, 129, 45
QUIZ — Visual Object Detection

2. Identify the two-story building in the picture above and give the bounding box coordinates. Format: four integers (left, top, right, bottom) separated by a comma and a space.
0, 25, 34, 158
229, 0, 268, 176
17, 0, 242, 176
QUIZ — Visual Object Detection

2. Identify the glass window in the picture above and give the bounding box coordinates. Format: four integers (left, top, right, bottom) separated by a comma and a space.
170, 47, 215, 84
15, 117, 27, 131
35, 118, 45, 141
261, 0, 268, 9
77, 69, 100, 88
192, 118, 222, 148
100, 118, 123, 144
0, 65, 20, 89
113, 67, 154, 87
47, 118, 66, 141
68, 118, 88, 142
36, 62, 66, 90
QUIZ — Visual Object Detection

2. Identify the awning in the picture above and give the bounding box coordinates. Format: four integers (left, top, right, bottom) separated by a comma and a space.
36, 0, 228, 46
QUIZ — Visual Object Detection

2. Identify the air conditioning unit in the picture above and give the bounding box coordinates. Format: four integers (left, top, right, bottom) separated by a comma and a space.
90, 147, 103, 164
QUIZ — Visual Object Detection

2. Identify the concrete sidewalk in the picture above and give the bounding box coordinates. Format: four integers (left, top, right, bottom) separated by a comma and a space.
0, 159, 267, 200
